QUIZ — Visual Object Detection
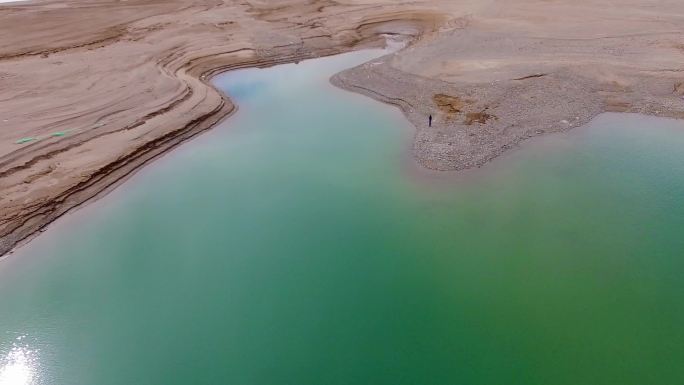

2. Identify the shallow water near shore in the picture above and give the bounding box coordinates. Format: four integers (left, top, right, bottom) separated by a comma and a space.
1, 49, 684, 384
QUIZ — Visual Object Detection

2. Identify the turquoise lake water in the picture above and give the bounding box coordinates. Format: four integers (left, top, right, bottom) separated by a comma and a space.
1, 49, 683, 384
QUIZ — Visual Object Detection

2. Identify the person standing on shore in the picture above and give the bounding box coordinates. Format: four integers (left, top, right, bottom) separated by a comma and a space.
429, 114, 433, 127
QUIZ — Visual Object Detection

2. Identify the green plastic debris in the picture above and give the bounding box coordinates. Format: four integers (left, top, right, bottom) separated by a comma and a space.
51, 132, 66, 137
15, 137, 36, 144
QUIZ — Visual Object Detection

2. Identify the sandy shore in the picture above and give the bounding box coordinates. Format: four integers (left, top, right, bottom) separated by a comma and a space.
2, 0, 684, 255
333, 1, 684, 170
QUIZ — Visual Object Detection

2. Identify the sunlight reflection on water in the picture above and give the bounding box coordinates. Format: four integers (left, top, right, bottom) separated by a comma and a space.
0, 336, 38, 385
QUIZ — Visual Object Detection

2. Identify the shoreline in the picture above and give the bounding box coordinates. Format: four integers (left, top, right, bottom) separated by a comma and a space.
0, 0, 443, 257
0, 47, 395, 258
3, 0, 684, 257
0, 48, 380, 258
399, 112, 684, 188
331, 51, 684, 172
2, 47, 397, 258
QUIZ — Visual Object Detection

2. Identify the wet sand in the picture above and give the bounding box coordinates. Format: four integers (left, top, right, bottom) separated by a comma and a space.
2, 0, 684, 255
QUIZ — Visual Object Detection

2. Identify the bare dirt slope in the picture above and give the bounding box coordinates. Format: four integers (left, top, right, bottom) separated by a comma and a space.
2, 0, 684, 255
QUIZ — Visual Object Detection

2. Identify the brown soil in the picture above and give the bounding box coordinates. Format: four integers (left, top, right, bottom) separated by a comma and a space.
433, 94, 472, 115
464, 111, 496, 125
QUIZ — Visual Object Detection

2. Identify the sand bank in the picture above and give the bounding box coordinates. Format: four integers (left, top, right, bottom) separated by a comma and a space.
332, 0, 684, 170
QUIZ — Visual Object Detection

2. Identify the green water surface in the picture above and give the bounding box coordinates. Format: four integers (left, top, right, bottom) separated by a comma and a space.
1, 50, 683, 384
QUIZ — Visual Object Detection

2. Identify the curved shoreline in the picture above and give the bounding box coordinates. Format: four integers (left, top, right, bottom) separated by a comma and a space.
0, 49, 384, 257
331, 53, 684, 172
3, 0, 684, 257
0, 1, 441, 257
1, 48, 395, 257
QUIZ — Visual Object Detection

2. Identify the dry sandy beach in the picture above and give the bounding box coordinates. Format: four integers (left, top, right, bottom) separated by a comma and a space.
1, 0, 684, 255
